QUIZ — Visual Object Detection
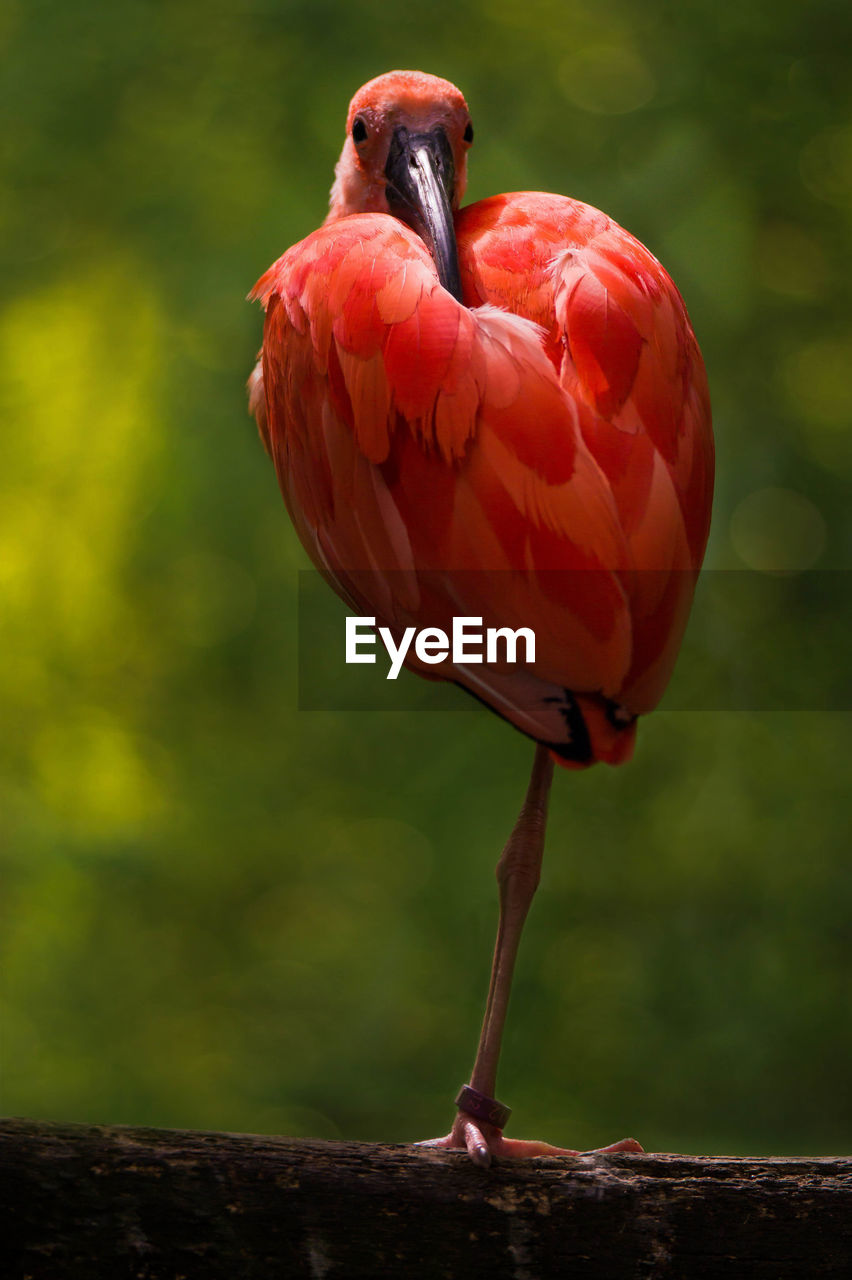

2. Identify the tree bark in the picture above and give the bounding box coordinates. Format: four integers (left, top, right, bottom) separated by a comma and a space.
1, 1118, 851, 1278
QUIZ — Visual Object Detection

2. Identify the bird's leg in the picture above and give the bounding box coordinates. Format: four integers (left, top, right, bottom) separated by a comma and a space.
469, 741, 554, 1102
417, 744, 642, 1166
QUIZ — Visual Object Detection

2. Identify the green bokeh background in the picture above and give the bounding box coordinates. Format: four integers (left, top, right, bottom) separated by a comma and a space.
2, 0, 850, 1156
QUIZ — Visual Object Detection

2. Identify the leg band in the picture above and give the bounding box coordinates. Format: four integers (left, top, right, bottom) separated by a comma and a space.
455, 1084, 511, 1131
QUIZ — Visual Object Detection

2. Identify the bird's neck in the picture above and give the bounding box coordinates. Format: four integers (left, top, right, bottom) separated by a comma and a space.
325, 149, 387, 223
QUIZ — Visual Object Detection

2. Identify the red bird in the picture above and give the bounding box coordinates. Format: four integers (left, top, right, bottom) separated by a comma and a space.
249, 70, 713, 1166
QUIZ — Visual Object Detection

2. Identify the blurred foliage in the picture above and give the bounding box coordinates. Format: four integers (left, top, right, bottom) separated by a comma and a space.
1, 0, 850, 1157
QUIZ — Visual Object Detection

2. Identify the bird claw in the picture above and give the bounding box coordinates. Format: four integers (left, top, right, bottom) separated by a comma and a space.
416, 1110, 643, 1168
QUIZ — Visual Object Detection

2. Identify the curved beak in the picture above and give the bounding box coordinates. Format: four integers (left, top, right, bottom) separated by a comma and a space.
384, 125, 462, 303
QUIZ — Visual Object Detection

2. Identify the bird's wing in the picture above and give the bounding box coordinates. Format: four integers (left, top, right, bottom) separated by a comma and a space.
456, 193, 714, 712
251, 213, 639, 761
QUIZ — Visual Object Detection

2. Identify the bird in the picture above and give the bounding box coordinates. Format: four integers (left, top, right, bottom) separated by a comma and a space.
248, 69, 714, 1167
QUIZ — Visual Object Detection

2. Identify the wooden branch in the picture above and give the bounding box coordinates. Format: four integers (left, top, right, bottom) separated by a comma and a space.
2, 1118, 851, 1278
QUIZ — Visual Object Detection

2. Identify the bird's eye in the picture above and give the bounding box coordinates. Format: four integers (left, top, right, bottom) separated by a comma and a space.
352, 118, 368, 144
463, 121, 474, 144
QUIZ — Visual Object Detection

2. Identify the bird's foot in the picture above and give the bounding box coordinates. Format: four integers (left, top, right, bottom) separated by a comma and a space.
416, 1110, 643, 1169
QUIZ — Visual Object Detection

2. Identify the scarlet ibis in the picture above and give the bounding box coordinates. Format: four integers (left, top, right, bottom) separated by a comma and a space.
249, 70, 713, 1166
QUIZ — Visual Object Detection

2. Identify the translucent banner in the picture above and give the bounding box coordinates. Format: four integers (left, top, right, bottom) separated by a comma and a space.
296, 570, 851, 712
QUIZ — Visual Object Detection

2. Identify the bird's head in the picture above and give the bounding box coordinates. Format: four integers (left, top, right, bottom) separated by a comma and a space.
327, 70, 473, 300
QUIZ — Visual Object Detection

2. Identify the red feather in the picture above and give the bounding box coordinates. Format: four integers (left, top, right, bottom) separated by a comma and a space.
250, 154, 712, 767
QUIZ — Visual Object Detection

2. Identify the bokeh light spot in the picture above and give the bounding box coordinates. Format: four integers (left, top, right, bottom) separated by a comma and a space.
168, 552, 257, 646
757, 223, 827, 300
33, 714, 165, 837
559, 44, 655, 116
799, 126, 852, 206
729, 487, 826, 572
783, 336, 852, 429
